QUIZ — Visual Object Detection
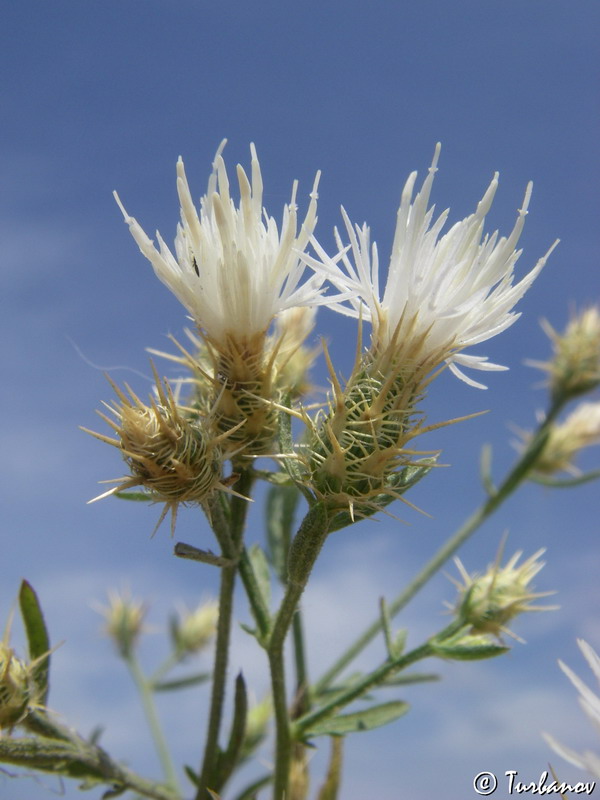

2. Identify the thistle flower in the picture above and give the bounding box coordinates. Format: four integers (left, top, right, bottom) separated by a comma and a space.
450, 548, 557, 641
531, 307, 600, 402
544, 639, 600, 778
115, 140, 325, 353
82, 366, 240, 533
114, 142, 333, 454
526, 401, 600, 476
307, 143, 557, 389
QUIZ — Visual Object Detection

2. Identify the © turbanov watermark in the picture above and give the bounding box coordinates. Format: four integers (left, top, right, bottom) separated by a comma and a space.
473, 770, 597, 795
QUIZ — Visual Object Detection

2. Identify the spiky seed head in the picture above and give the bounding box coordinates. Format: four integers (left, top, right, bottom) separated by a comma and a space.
451, 548, 557, 641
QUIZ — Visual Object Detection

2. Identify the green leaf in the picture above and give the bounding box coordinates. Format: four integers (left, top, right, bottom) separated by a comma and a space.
381, 672, 440, 686
233, 774, 272, 800
114, 490, 152, 502
277, 396, 314, 503
184, 764, 200, 787
152, 672, 211, 692
265, 484, 299, 582
216, 672, 248, 789
18, 580, 51, 705
316, 737, 343, 800
247, 544, 272, 611
530, 469, 600, 488
304, 700, 409, 737
431, 638, 509, 661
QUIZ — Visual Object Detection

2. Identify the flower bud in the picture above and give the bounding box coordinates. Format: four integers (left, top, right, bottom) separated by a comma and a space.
450, 548, 557, 640
171, 600, 218, 657
0, 642, 31, 730
430, 630, 509, 661
83, 366, 234, 533
98, 589, 147, 659
299, 340, 437, 520
532, 401, 600, 475
269, 306, 319, 399
536, 307, 600, 402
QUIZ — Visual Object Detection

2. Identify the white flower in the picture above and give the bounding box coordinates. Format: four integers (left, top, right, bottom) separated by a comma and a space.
306, 144, 558, 388
114, 141, 327, 350
543, 639, 600, 778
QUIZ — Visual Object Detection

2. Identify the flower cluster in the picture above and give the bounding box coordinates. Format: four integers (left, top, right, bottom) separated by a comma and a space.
114, 142, 330, 456
89, 142, 556, 529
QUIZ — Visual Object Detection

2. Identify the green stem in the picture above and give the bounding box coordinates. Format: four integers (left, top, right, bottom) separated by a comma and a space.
297, 620, 463, 736
292, 608, 309, 715
196, 563, 237, 799
268, 503, 329, 800
315, 398, 565, 694
195, 469, 255, 800
0, 729, 179, 800
125, 653, 180, 794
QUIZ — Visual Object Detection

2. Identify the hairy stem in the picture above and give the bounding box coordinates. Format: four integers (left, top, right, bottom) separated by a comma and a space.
268, 503, 329, 800
125, 653, 180, 794
195, 469, 255, 800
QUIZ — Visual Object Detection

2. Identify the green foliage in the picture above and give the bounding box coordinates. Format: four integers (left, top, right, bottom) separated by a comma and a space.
18, 580, 51, 706
303, 700, 410, 738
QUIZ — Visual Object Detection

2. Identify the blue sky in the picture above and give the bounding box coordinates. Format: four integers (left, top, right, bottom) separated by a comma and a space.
1, 2, 599, 798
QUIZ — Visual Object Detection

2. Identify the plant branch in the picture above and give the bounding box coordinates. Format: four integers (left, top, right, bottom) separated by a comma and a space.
315, 397, 566, 694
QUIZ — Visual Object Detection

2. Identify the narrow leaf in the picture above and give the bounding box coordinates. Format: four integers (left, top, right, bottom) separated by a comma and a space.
152, 672, 211, 692
247, 544, 272, 611
316, 737, 344, 800
215, 673, 248, 790
18, 580, 51, 705
233, 774, 272, 800
265, 484, 299, 582
114, 491, 152, 502
379, 598, 395, 659
305, 700, 409, 737
277, 397, 313, 503
530, 469, 600, 488
184, 764, 200, 787
382, 672, 440, 687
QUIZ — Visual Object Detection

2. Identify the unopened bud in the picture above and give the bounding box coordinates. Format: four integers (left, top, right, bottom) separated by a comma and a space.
450, 549, 557, 640
533, 401, 600, 475
535, 308, 600, 402
0, 643, 31, 729
171, 601, 218, 657
98, 590, 147, 659
83, 366, 234, 533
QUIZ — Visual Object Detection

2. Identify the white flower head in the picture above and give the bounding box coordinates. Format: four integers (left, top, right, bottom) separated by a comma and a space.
114, 141, 327, 351
307, 144, 558, 388
544, 639, 600, 778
